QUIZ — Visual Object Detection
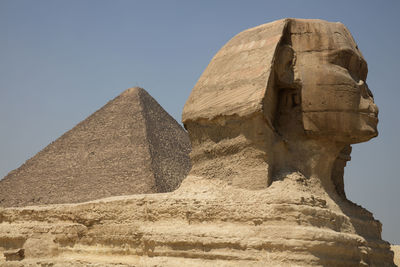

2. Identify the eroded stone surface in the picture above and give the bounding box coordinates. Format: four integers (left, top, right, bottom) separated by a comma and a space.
0, 176, 395, 266
3, 249, 24, 261
392, 245, 400, 266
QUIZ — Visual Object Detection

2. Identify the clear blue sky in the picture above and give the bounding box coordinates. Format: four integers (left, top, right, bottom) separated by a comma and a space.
1, 0, 399, 244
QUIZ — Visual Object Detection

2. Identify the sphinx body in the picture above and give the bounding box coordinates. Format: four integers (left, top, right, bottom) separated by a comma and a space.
0, 19, 395, 266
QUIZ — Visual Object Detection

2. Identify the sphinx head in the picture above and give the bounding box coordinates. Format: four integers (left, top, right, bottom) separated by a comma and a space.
182, 19, 378, 189
274, 19, 378, 144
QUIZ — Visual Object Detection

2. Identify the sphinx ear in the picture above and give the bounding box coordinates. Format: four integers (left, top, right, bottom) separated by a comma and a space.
275, 45, 298, 89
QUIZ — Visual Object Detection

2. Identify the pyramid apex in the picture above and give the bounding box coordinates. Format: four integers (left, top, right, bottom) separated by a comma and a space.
121, 87, 146, 97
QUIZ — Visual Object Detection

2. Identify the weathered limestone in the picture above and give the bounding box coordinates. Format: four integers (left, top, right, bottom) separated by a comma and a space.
392, 245, 400, 266
0, 180, 395, 266
0, 87, 191, 207
3, 249, 24, 262
0, 19, 395, 266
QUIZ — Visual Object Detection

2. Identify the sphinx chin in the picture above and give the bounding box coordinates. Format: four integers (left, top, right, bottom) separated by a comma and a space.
350, 118, 379, 144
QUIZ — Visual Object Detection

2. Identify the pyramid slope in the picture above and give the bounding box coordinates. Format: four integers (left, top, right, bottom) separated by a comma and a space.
0, 87, 191, 207
138, 89, 191, 192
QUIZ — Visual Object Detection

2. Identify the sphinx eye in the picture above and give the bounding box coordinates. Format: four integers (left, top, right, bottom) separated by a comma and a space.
330, 49, 367, 81
329, 49, 353, 70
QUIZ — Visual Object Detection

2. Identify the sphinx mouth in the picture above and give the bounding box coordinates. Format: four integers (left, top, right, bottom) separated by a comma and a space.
359, 110, 378, 117
359, 111, 379, 122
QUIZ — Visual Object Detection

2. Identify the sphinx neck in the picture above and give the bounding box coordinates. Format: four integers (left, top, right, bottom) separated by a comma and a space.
274, 137, 344, 193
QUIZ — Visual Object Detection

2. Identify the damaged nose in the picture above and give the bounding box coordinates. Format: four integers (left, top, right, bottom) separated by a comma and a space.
370, 102, 379, 116
358, 81, 379, 116
358, 80, 374, 99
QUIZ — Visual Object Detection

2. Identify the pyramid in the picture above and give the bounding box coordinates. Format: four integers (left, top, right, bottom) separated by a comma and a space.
0, 87, 191, 207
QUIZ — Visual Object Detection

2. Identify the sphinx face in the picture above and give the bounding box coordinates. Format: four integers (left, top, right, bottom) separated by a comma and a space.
291, 21, 378, 143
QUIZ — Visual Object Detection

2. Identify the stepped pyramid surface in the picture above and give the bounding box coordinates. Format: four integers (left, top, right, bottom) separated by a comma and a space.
0, 87, 191, 207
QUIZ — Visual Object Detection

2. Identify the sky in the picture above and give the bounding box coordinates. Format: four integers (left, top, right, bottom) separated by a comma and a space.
0, 0, 399, 244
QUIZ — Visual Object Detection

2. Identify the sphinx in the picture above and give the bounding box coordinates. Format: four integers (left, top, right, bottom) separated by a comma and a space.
0, 19, 395, 266
182, 18, 378, 192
